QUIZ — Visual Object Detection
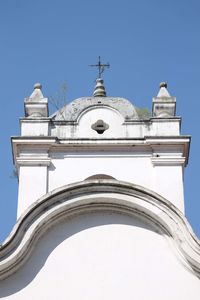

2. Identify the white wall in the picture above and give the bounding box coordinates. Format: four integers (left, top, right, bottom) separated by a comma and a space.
48, 153, 184, 211
49, 107, 180, 139
18, 166, 48, 216
0, 212, 199, 300
17, 152, 185, 218
49, 155, 153, 189
21, 121, 49, 136
77, 107, 124, 138
16, 105, 186, 216
153, 165, 184, 211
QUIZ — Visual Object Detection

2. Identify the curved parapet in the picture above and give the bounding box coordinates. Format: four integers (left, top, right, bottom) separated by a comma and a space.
51, 97, 139, 121
0, 180, 200, 280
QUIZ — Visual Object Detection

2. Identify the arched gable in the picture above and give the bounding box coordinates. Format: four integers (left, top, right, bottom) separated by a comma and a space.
0, 179, 200, 281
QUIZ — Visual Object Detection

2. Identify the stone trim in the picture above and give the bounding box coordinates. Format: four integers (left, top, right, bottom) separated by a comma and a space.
16, 157, 51, 167
151, 157, 186, 166
0, 180, 200, 279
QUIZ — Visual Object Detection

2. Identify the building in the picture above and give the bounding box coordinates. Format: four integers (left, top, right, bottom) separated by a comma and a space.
0, 77, 200, 299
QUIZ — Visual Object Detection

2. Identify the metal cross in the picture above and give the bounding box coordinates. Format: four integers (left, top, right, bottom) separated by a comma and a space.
89, 56, 110, 78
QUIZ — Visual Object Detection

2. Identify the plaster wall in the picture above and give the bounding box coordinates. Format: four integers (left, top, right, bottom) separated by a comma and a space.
153, 165, 184, 212
48, 155, 153, 191
123, 120, 180, 138
50, 121, 180, 140
149, 119, 180, 136
21, 121, 49, 136
17, 152, 185, 217
51, 124, 77, 138
48, 107, 180, 139
16, 106, 185, 216
48, 154, 184, 211
77, 107, 124, 138
18, 166, 47, 217
0, 212, 199, 300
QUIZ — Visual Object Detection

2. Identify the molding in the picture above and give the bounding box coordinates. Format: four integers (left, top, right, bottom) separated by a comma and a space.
151, 157, 186, 166
16, 157, 51, 167
124, 117, 181, 124
11, 136, 191, 142
150, 117, 180, 122
52, 154, 152, 158
11, 136, 190, 166
20, 118, 50, 123
0, 180, 200, 279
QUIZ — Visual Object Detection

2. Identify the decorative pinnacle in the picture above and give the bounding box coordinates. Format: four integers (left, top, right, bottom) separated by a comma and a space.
29, 82, 44, 100
34, 83, 42, 90
93, 78, 106, 97
89, 56, 110, 78
157, 81, 171, 97
160, 82, 167, 88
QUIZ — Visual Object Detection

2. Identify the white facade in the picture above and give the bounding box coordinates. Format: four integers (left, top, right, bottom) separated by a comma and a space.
14, 82, 189, 215
0, 80, 199, 299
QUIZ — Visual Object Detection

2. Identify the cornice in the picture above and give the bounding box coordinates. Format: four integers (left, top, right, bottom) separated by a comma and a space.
11, 136, 190, 165
151, 157, 186, 166
0, 180, 199, 279
16, 157, 51, 167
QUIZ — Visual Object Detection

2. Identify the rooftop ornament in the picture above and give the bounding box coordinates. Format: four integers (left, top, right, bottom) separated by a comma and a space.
90, 56, 110, 97
159, 82, 167, 88
34, 82, 42, 90
157, 81, 171, 98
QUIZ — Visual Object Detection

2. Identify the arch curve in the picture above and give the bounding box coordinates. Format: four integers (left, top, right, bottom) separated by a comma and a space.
52, 97, 139, 121
85, 174, 116, 180
0, 179, 200, 279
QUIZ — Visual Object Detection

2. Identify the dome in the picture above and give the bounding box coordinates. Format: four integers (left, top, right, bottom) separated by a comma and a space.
51, 96, 139, 121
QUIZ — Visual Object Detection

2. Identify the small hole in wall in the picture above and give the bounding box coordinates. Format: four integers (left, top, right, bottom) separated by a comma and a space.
91, 119, 109, 134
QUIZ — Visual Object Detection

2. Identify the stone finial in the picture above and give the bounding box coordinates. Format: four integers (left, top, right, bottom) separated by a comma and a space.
159, 82, 167, 88
157, 82, 171, 98
34, 83, 42, 90
24, 83, 48, 118
29, 83, 44, 100
93, 78, 106, 97
152, 82, 176, 118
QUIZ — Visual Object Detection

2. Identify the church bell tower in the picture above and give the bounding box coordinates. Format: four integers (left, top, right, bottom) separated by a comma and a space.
13, 77, 189, 216
1, 67, 200, 300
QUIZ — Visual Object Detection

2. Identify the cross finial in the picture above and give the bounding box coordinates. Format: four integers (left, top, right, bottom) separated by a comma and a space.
89, 56, 110, 78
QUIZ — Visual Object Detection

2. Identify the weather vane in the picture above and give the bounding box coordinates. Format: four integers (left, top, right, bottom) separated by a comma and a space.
89, 56, 110, 78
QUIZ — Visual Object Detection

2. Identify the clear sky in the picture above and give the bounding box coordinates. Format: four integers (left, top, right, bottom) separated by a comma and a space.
0, 0, 200, 241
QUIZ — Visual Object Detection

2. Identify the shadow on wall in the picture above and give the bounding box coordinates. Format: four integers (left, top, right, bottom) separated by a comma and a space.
0, 211, 160, 296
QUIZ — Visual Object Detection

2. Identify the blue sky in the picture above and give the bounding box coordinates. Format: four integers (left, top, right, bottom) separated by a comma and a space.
0, 0, 200, 241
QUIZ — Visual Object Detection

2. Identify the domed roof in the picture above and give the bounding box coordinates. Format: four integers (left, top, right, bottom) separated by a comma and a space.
51, 96, 139, 121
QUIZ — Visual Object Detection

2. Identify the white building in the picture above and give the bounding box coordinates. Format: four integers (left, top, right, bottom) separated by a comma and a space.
0, 78, 200, 299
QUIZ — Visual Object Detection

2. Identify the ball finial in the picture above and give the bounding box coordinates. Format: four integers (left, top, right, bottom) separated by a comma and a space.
34, 83, 42, 90
160, 82, 167, 88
